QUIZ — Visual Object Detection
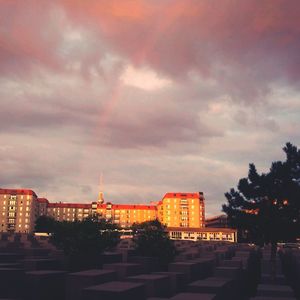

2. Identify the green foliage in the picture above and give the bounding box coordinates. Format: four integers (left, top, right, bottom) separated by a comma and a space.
132, 219, 177, 267
35, 215, 56, 233
223, 142, 300, 245
36, 214, 120, 271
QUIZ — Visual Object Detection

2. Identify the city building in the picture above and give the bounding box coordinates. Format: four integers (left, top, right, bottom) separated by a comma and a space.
205, 214, 228, 228
97, 203, 157, 228
0, 188, 206, 233
46, 202, 92, 222
0, 188, 38, 233
167, 227, 237, 243
157, 192, 205, 228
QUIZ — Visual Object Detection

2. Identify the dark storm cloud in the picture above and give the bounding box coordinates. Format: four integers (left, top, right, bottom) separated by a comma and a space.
1, 0, 300, 215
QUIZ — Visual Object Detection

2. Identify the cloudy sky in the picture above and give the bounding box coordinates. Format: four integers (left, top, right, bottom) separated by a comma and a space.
1, 0, 300, 216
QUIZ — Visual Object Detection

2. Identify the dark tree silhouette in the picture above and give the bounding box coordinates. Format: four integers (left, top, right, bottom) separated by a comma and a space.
132, 219, 177, 268
223, 142, 300, 269
40, 215, 120, 271
35, 215, 56, 233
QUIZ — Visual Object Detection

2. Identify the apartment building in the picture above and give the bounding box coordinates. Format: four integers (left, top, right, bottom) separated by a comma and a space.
205, 214, 228, 228
97, 203, 157, 228
0, 188, 38, 233
0, 188, 206, 232
167, 227, 237, 243
46, 202, 92, 222
158, 192, 205, 228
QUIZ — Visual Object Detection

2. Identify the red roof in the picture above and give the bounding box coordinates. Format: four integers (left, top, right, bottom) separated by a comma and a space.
48, 203, 91, 209
166, 227, 236, 233
163, 192, 201, 199
0, 188, 37, 198
37, 198, 49, 204
97, 203, 157, 210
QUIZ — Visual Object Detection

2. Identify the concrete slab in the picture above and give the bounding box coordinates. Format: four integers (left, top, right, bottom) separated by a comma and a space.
83, 281, 146, 300
22, 258, 61, 271
256, 284, 295, 298
188, 277, 233, 296
25, 270, 66, 300
0, 268, 25, 298
214, 266, 241, 279
154, 271, 186, 294
125, 274, 170, 297
170, 293, 217, 300
66, 269, 117, 300
103, 263, 142, 279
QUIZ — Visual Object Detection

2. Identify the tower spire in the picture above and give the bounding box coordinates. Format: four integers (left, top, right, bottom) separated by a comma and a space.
98, 174, 104, 204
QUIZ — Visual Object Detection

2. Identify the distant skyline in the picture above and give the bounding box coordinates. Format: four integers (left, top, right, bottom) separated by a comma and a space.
1, 1, 300, 217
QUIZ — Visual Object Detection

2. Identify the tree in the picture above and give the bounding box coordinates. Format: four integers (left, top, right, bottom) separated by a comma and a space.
132, 219, 177, 268
49, 215, 120, 271
35, 215, 56, 233
223, 143, 300, 266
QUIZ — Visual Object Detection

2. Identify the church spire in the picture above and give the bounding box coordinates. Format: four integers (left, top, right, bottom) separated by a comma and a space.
98, 174, 104, 204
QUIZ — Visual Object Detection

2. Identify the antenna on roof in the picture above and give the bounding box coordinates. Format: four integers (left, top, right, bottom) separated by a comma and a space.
98, 173, 104, 204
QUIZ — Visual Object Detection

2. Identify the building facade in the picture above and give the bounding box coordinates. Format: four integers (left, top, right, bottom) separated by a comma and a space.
167, 227, 237, 243
0, 189, 38, 233
157, 192, 205, 228
205, 214, 228, 228
0, 188, 206, 232
97, 203, 157, 228
46, 202, 92, 222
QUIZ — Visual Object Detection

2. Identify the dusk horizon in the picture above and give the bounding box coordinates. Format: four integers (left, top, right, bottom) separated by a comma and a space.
1, 0, 300, 217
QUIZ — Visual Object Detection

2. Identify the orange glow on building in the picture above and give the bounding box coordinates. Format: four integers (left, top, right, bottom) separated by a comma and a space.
1, 188, 206, 232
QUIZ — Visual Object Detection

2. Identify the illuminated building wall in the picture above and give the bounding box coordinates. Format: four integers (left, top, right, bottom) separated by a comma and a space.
97, 203, 157, 228
0, 188, 206, 232
46, 202, 92, 222
157, 192, 205, 228
0, 189, 38, 233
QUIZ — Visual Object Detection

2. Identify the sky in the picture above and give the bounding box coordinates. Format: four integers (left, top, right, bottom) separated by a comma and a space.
1, 0, 300, 217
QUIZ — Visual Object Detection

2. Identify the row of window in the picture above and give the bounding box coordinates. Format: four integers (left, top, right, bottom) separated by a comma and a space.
2, 195, 31, 200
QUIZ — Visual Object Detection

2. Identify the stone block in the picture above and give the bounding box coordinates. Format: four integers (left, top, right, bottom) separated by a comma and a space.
250, 297, 297, 300
125, 274, 170, 297
170, 292, 217, 300
214, 266, 241, 279
168, 261, 204, 282
100, 252, 123, 264
82, 281, 146, 300
260, 274, 286, 285
154, 271, 186, 294
22, 258, 61, 271
188, 277, 234, 298
220, 259, 243, 269
0, 253, 23, 263
66, 269, 117, 300
0, 268, 25, 298
103, 263, 142, 279
25, 270, 66, 300
256, 284, 295, 298
128, 256, 160, 273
